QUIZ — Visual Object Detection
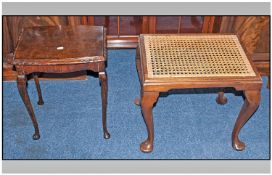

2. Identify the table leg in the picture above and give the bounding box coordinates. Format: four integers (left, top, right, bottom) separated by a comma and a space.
135, 46, 142, 83
33, 73, 44, 105
140, 91, 159, 153
267, 75, 270, 89
134, 89, 142, 106
134, 46, 142, 106
17, 75, 40, 140
216, 90, 228, 105
232, 90, 260, 151
99, 72, 110, 139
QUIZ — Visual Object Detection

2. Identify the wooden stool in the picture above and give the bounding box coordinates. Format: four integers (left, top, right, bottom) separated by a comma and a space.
11, 25, 110, 140
135, 34, 262, 153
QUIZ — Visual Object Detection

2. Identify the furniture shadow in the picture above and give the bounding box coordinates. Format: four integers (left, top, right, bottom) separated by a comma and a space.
87, 70, 99, 78
160, 87, 244, 98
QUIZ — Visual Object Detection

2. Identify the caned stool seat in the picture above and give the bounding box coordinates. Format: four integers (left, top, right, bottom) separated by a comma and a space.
136, 34, 262, 153
12, 25, 110, 140
144, 35, 255, 78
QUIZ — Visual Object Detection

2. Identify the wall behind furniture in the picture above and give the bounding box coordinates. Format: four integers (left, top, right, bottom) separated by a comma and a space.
220, 16, 270, 87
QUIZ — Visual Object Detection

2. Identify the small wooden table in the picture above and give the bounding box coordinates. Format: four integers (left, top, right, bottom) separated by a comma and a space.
11, 25, 110, 140
135, 34, 262, 153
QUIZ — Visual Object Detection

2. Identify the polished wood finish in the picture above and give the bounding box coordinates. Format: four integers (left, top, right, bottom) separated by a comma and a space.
139, 92, 159, 153
255, 21, 269, 53
232, 90, 260, 150
12, 25, 110, 140
3, 16, 86, 81
147, 16, 157, 34
3, 16, 269, 82
145, 16, 218, 34
232, 16, 269, 56
136, 34, 262, 153
3, 16, 217, 81
219, 16, 235, 33
107, 36, 139, 48
33, 73, 44, 105
68, 16, 81, 26
3, 62, 17, 81
220, 16, 270, 87
106, 16, 218, 48
17, 74, 40, 140
216, 91, 228, 105
3, 16, 13, 56
99, 72, 110, 139
156, 16, 181, 33
81, 16, 88, 25
253, 53, 270, 85
202, 16, 215, 33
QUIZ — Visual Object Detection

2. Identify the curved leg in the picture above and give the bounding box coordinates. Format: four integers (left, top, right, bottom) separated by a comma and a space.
99, 72, 110, 139
140, 91, 159, 153
134, 97, 141, 106
232, 90, 261, 151
216, 91, 228, 105
134, 89, 143, 106
17, 75, 40, 140
33, 73, 44, 105
267, 75, 270, 89
134, 46, 143, 106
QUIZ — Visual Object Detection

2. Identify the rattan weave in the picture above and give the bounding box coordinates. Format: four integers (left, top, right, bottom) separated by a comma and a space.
143, 34, 255, 78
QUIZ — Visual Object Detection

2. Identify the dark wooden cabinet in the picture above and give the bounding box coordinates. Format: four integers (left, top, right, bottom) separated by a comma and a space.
3, 16, 269, 84
78, 16, 220, 48
151, 16, 210, 33
3, 16, 218, 57
93, 16, 143, 35
220, 16, 270, 87
2, 16, 218, 54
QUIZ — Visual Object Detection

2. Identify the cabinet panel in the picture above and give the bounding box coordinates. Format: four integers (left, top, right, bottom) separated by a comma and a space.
255, 18, 269, 53
120, 16, 142, 35
155, 16, 205, 33
156, 16, 180, 33
220, 16, 270, 87
233, 16, 269, 56
180, 16, 204, 32
94, 16, 118, 35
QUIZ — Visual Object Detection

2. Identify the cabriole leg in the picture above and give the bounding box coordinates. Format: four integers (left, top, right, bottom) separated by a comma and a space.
134, 46, 143, 106
17, 74, 40, 140
232, 90, 261, 151
99, 72, 110, 139
140, 91, 159, 153
33, 73, 44, 105
216, 90, 228, 105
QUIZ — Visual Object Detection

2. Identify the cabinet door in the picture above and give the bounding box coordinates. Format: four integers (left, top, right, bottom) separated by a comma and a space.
92, 16, 142, 48
84, 16, 218, 48
119, 16, 142, 35
93, 16, 142, 36
94, 16, 118, 35
148, 16, 217, 34
155, 16, 205, 33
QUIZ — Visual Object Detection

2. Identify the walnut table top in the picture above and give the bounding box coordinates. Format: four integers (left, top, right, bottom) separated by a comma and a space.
14, 25, 105, 66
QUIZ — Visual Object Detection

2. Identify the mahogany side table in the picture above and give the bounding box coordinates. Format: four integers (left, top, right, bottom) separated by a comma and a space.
135, 34, 262, 153
11, 25, 110, 140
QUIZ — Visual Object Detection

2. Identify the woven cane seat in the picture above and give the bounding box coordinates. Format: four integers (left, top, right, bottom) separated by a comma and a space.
142, 34, 255, 78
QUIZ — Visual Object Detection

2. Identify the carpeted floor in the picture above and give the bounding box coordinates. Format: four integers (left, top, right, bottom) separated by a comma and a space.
3, 49, 270, 159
